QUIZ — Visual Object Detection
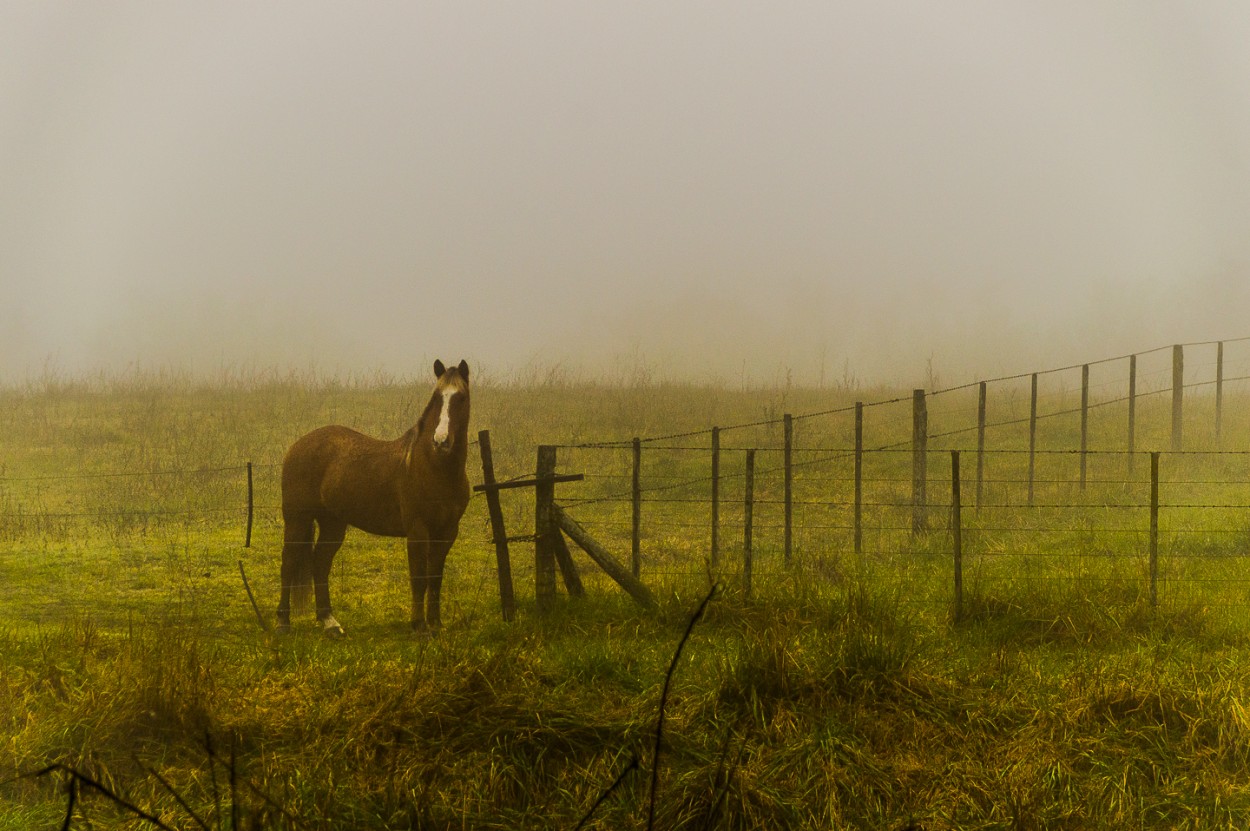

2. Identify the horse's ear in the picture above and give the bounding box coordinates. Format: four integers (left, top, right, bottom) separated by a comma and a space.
434, 359, 446, 378
457, 360, 469, 381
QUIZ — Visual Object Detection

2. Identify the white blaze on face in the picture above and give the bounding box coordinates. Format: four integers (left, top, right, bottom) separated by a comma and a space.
433, 388, 458, 447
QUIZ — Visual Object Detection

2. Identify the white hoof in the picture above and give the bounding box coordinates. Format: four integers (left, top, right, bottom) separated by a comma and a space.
322, 615, 345, 637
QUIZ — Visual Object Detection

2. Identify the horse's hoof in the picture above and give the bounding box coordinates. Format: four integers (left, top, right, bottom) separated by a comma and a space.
274, 622, 291, 635
322, 615, 345, 638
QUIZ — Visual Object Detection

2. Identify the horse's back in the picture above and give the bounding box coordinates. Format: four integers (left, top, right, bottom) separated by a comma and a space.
282, 425, 406, 534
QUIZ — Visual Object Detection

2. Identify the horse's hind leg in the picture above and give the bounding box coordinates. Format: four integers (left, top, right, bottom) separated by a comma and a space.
311, 517, 348, 635
277, 512, 315, 632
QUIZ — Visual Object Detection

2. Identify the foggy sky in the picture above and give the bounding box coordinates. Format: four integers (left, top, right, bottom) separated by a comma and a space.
3, 2, 1249, 387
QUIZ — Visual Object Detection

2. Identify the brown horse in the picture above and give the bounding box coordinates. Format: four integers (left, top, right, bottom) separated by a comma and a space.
276, 359, 471, 635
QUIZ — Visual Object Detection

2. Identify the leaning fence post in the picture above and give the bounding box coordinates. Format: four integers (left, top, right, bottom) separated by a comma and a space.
632, 437, 642, 579
951, 450, 963, 622
912, 389, 928, 535
244, 462, 254, 548
783, 413, 793, 567
743, 449, 755, 599
710, 427, 721, 574
1149, 451, 1160, 609
1172, 344, 1184, 452
478, 430, 516, 622
535, 445, 558, 613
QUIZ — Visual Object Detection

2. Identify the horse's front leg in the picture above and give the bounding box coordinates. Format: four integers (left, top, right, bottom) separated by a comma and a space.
424, 539, 453, 630
406, 534, 431, 632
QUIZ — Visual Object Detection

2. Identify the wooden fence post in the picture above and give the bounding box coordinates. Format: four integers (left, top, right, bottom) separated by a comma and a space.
1080, 364, 1089, 491
743, 449, 755, 599
711, 427, 721, 573
783, 413, 793, 567
477, 430, 516, 621
1216, 341, 1224, 445
854, 402, 863, 556
1172, 344, 1184, 452
976, 381, 986, 509
951, 450, 963, 623
1128, 354, 1137, 477
631, 437, 642, 578
1149, 451, 1160, 608
244, 462, 254, 548
912, 389, 928, 535
535, 445, 557, 613
1028, 373, 1038, 507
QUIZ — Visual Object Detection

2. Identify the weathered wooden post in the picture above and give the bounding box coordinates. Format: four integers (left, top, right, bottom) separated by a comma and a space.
951, 450, 963, 622
1172, 344, 1184, 452
783, 413, 793, 567
631, 437, 642, 578
976, 381, 986, 508
744, 449, 755, 598
1080, 364, 1089, 491
1028, 373, 1038, 507
1149, 451, 1160, 608
535, 445, 558, 613
912, 389, 928, 535
710, 426, 721, 573
1128, 354, 1137, 477
477, 430, 516, 621
1216, 341, 1224, 445
552, 506, 656, 610
854, 402, 864, 556
551, 527, 585, 598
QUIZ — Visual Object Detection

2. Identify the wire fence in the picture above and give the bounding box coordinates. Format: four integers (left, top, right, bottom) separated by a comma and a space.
5, 337, 1250, 632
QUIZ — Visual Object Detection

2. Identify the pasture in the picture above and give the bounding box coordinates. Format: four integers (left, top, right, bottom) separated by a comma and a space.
5, 363, 1250, 829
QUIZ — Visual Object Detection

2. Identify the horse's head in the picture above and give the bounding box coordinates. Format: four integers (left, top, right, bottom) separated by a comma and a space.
419, 359, 470, 456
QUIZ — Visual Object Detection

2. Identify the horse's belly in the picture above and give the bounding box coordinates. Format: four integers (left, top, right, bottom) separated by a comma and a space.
320, 480, 406, 537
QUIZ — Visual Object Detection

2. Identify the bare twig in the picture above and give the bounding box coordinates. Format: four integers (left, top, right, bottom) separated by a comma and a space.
573, 753, 640, 831
238, 559, 273, 634
35, 763, 178, 831
649, 584, 717, 831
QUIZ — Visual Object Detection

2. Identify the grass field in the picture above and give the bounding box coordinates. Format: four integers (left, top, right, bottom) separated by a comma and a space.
5, 367, 1250, 829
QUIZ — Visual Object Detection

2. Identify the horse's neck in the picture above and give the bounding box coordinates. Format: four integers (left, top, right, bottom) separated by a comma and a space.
405, 428, 468, 474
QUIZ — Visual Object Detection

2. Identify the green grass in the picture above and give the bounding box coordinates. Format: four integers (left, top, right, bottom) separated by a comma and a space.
4, 369, 1250, 828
